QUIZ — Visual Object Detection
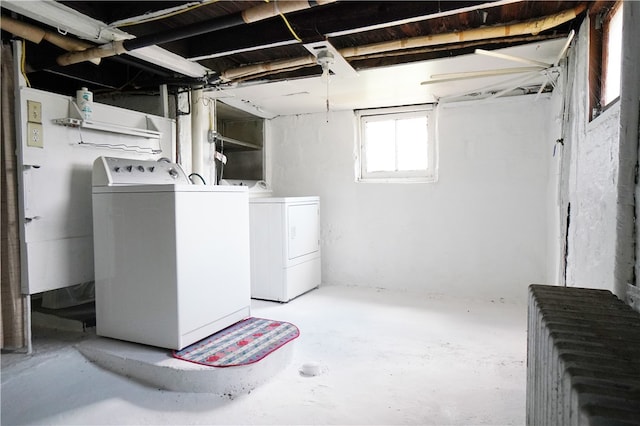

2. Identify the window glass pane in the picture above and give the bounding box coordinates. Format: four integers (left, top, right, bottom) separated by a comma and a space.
364, 120, 395, 172
357, 105, 437, 183
604, 5, 623, 105
396, 117, 428, 171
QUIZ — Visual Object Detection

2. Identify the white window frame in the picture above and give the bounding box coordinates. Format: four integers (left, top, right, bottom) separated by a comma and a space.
356, 104, 437, 183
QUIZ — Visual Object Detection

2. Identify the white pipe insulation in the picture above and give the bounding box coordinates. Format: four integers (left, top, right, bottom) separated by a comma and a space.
208, 99, 217, 186
191, 89, 206, 183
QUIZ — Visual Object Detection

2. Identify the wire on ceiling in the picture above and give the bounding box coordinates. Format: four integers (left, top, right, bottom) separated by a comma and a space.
265, 0, 302, 42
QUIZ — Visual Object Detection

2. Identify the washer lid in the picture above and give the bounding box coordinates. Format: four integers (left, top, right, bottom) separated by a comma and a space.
92, 184, 249, 194
249, 196, 319, 204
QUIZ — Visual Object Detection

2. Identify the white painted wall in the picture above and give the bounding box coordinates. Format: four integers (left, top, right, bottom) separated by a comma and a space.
269, 95, 556, 301
560, 12, 639, 298
565, 102, 620, 292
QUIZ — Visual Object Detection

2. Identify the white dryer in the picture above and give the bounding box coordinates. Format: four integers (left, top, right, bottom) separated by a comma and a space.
92, 156, 250, 350
249, 196, 321, 302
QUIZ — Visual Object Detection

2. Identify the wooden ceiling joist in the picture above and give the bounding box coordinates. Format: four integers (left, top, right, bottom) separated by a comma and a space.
222, 4, 586, 82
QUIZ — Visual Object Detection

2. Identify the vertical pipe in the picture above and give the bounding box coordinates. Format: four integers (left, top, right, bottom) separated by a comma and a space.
263, 118, 271, 184
159, 84, 169, 119
25, 295, 32, 354
191, 88, 205, 180
176, 91, 192, 171
209, 99, 217, 185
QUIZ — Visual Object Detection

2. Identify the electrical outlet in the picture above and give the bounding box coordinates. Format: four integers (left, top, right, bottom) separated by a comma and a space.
27, 100, 42, 123
27, 122, 44, 148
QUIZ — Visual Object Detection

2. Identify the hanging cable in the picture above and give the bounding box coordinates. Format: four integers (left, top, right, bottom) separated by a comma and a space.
279, 12, 303, 42
20, 41, 30, 87
266, 0, 303, 42
188, 173, 206, 185
317, 49, 334, 123
326, 72, 330, 123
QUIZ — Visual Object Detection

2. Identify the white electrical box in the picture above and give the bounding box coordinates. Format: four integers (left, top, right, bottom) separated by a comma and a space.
249, 196, 321, 302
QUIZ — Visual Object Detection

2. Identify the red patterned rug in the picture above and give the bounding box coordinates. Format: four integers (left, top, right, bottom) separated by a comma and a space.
172, 317, 300, 367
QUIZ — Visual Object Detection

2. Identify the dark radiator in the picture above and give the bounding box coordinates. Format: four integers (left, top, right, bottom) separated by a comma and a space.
527, 284, 640, 425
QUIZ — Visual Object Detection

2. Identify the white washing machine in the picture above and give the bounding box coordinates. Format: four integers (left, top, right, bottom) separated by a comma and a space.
249, 196, 321, 302
92, 156, 250, 350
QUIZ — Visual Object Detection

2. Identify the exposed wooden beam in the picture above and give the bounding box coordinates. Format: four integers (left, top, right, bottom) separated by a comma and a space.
222, 4, 586, 82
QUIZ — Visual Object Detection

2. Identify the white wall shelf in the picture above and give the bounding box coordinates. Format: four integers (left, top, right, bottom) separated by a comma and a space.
213, 132, 261, 151
53, 100, 161, 139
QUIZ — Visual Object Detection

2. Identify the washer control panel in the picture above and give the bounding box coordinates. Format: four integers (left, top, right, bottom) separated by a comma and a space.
92, 156, 190, 186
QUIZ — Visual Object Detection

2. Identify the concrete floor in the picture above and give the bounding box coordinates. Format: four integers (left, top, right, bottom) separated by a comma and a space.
1, 285, 527, 425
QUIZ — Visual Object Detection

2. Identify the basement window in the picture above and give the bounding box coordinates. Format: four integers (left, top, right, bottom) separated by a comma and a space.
602, 3, 622, 105
356, 105, 437, 183
589, 1, 623, 119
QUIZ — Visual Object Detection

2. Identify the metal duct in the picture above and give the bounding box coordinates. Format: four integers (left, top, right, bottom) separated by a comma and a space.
57, 0, 336, 67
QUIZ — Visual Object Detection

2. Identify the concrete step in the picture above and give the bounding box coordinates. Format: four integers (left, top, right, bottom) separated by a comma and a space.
76, 336, 294, 396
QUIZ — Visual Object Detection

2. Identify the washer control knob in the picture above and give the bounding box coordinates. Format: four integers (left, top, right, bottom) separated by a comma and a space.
114, 166, 121, 173
148, 166, 155, 172
137, 165, 145, 172
168, 168, 179, 179
126, 165, 133, 172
